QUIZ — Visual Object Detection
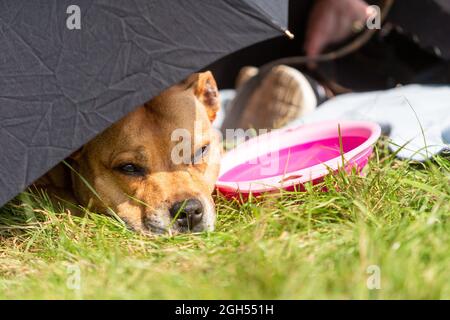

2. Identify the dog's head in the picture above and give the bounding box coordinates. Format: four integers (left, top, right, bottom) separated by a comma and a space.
70, 72, 221, 234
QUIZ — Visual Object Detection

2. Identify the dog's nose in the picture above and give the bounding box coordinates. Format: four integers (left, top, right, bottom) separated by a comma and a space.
169, 199, 204, 229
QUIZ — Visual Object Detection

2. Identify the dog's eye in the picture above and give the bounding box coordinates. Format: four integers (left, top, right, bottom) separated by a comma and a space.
192, 144, 210, 164
115, 163, 146, 176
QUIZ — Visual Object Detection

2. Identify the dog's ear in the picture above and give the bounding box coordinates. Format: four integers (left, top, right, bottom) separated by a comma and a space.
187, 71, 220, 122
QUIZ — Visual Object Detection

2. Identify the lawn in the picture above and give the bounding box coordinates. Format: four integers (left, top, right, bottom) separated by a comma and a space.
0, 141, 449, 299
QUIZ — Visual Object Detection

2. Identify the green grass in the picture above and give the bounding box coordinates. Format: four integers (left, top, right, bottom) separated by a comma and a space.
0, 143, 449, 300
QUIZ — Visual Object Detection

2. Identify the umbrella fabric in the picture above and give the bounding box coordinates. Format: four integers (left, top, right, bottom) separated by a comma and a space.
0, 0, 289, 207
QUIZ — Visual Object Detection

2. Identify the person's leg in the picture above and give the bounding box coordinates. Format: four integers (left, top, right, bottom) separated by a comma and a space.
388, 0, 450, 61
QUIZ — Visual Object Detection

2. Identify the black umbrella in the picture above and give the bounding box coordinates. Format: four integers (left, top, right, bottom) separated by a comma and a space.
0, 0, 289, 207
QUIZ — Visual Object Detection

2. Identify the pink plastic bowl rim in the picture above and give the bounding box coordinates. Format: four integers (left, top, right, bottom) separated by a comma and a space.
216, 120, 382, 194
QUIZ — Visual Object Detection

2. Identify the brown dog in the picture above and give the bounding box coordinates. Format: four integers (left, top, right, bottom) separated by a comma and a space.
34, 72, 221, 234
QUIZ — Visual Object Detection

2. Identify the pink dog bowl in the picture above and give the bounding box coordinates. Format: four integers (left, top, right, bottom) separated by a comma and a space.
216, 121, 381, 197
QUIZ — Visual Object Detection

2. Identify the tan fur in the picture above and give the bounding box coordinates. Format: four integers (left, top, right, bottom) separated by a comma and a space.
34, 72, 221, 234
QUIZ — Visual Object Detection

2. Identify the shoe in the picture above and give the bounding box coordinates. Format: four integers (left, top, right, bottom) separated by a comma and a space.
236, 65, 318, 130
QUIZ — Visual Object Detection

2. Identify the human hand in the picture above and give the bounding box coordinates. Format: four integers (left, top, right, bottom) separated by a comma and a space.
304, 0, 371, 57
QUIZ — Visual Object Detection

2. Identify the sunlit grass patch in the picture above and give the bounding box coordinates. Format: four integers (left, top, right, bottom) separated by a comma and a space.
0, 142, 449, 299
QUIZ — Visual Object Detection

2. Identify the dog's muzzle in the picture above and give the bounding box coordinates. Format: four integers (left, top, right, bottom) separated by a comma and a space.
169, 198, 204, 231
140, 197, 215, 234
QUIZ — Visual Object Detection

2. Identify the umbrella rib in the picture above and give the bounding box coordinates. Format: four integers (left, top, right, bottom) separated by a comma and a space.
233, 0, 288, 35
